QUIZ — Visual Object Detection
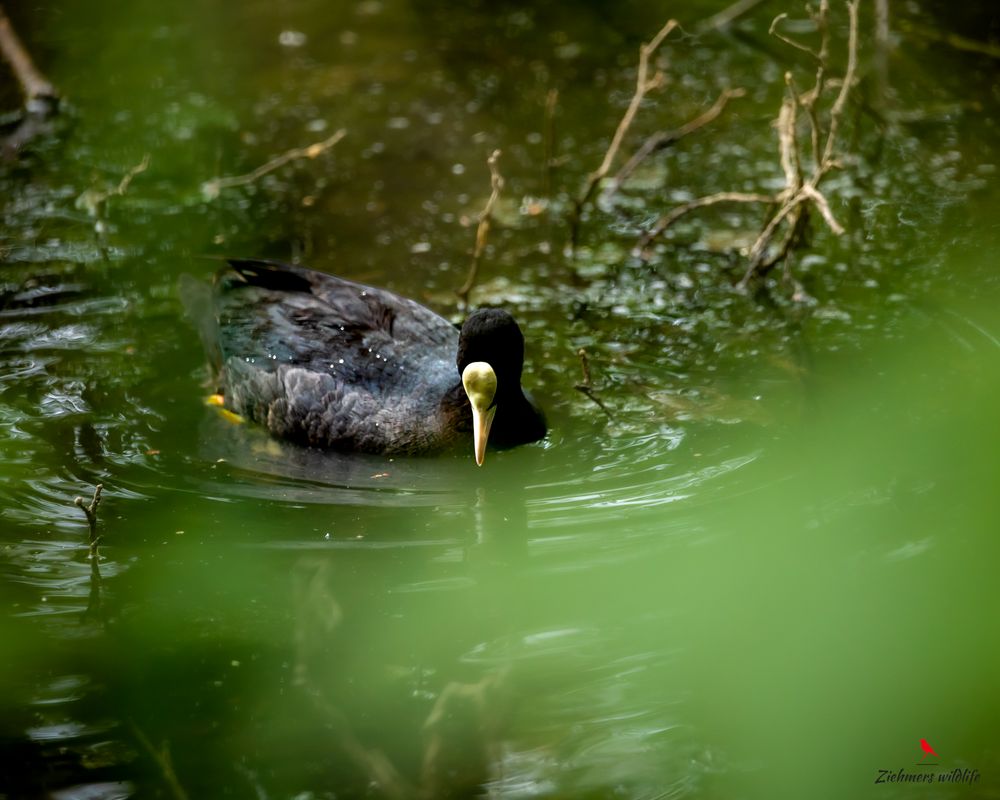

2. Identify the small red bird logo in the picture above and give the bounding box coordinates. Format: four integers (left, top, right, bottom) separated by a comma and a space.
919, 739, 939, 760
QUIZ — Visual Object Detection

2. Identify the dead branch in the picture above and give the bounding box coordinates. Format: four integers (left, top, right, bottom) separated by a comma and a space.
741, 204, 809, 287
76, 483, 106, 622
787, 71, 824, 171
745, 188, 800, 270
575, 348, 613, 419
201, 128, 346, 200
603, 87, 745, 202
898, 18, 1000, 61
801, 182, 843, 234
777, 86, 802, 192
820, 0, 859, 167
117, 154, 151, 195
744, 0, 857, 283
0, 5, 61, 157
695, 0, 770, 33
635, 192, 775, 257
568, 19, 678, 255
74, 155, 150, 260
769, 13, 822, 59
74, 483, 103, 555
456, 149, 503, 310
83, 551, 104, 622
77, 154, 151, 216
645, 0, 859, 290
0, 6, 58, 111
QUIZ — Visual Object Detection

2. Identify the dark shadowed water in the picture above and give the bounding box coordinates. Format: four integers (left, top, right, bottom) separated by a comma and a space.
2, 1, 999, 798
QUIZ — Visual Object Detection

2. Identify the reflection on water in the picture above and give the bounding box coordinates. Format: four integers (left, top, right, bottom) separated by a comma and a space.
3, 0, 1000, 796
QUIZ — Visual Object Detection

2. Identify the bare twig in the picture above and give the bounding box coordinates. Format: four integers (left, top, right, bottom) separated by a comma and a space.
820, 0, 859, 167
0, 6, 59, 111
456, 149, 503, 310
603, 87, 745, 201
789, 71, 824, 170
568, 19, 678, 255
201, 128, 346, 200
75, 484, 106, 624
75, 155, 150, 260
636, 192, 775, 257
117, 154, 151, 195
0, 5, 61, 157
637, 0, 859, 279
740, 204, 808, 287
575, 348, 613, 419
695, 0, 770, 33
83, 552, 103, 621
738, 0, 859, 288
776, 85, 802, 193
816, 0, 832, 65
77, 154, 151, 216
801, 182, 843, 234
74, 483, 103, 554
899, 18, 1000, 61
745, 189, 800, 269
768, 13, 821, 59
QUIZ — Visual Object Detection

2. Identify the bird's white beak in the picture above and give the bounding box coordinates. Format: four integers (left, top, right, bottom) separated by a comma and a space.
462, 361, 497, 466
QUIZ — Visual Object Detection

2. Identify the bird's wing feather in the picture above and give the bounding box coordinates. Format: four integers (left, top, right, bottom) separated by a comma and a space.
225, 258, 456, 348
210, 259, 464, 452
217, 259, 458, 379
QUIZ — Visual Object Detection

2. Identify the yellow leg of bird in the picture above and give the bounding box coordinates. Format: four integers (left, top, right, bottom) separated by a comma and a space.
205, 394, 245, 424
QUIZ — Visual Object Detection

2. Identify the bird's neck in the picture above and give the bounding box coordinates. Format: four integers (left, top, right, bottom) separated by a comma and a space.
492, 383, 546, 446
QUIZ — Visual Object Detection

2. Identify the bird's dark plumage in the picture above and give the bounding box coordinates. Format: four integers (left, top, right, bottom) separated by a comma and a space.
200, 259, 545, 458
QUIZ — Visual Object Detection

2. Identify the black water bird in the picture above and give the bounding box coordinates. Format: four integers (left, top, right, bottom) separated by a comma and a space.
197, 259, 546, 465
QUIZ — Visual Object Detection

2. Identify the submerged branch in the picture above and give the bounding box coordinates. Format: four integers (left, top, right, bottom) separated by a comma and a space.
74, 483, 103, 555
75, 483, 105, 621
456, 149, 503, 310
604, 87, 745, 202
636, 192, 775, 258
575, 348, 613, 419
131, 723, 190, 800
77, 154, 151, 215
899, 18, 1000, 61
201, 128, 346, 200
695, 0, 770, 33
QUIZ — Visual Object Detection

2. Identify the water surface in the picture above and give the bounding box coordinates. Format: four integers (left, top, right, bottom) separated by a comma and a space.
2, 1, 999, 798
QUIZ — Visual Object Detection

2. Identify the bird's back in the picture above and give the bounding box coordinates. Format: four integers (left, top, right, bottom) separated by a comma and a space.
211, 260, 468, 452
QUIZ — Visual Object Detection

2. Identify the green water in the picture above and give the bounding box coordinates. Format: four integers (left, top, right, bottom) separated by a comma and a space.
2, 1, 1000, 798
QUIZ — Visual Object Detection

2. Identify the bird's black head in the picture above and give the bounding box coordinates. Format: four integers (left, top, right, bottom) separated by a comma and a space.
456, 308, 544, 465
456, 308, 525, 390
